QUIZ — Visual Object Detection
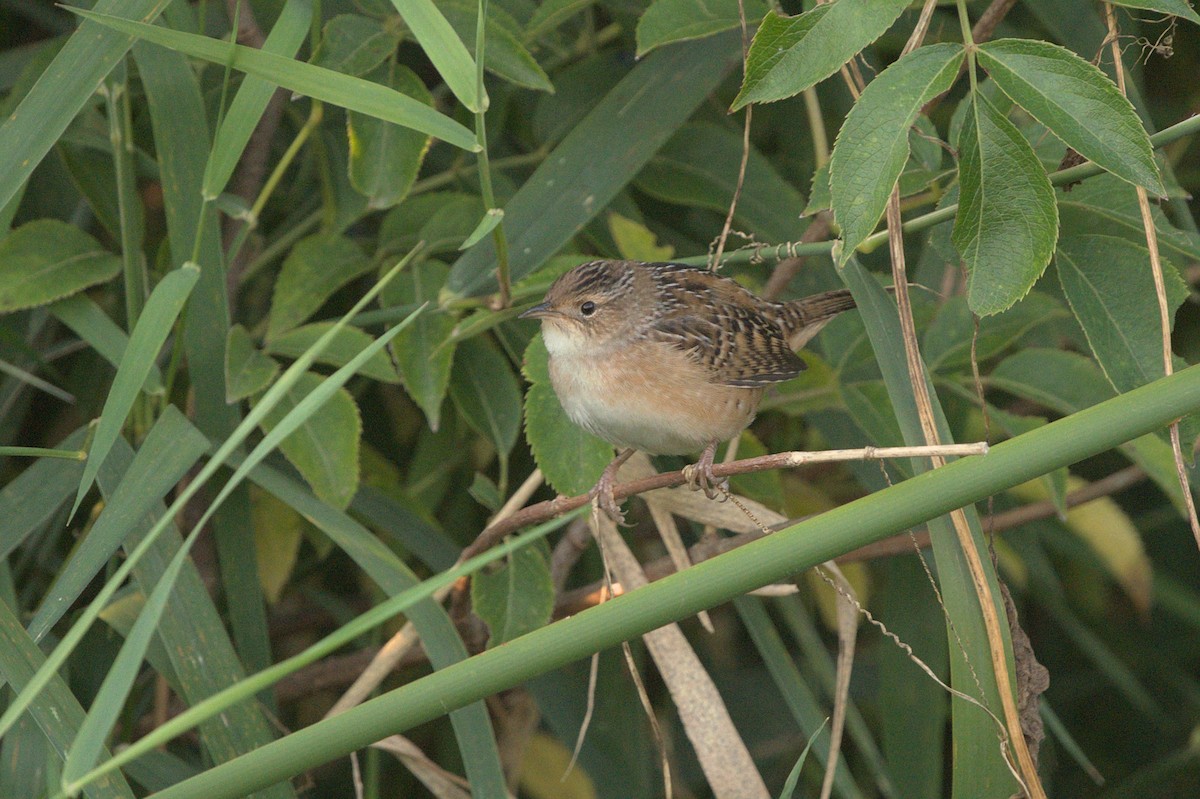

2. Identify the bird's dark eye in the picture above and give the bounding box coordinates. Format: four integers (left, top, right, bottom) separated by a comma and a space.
580, 301, 596, 316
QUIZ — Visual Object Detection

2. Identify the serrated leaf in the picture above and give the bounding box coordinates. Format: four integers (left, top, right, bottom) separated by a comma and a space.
952, 91, 1058, 316
636, 0, 766, 56
348, 62, 433, 209
470, 542, 554, 646
830, 43, 964, 264
439, 0, 553, 92
977, 38, 1163, 195
522, 335, 613, 495
311, 14, 400, 77
450, 336, 521, 456
226, 324, 280, 402
1057, 173, 1200, 263
732, 0, 911, 109
634, 121, 807, 243
386, 260, 456, 429
72, 7, 478, 150
1108, 0, 1200, 24
267, 234, 373, 340
266, 322, 400, 384
0, 220, 120, 312
255, 371, 362, 510
608, 213, 674, 262
1055, 234, 1189, 395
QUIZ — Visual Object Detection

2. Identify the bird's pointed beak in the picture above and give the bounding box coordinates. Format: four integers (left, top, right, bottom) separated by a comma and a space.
519, 301, 554, 320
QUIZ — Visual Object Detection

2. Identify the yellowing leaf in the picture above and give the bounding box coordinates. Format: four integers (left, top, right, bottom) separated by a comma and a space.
1010, 477, 1152, 613
607, 212, 674, 262
518, 733, 598, 799
805, 561, 870, 632
251, 487, 305, 604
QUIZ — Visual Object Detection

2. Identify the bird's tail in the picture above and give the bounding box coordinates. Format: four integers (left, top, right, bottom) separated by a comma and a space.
775, 289, 859, 350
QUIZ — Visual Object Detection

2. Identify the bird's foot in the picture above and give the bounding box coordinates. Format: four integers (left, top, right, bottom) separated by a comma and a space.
682, 441, 728, 500
589, 448, 635, 525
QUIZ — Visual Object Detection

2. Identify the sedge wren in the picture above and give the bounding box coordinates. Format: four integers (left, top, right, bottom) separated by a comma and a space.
520, 259, 861, 522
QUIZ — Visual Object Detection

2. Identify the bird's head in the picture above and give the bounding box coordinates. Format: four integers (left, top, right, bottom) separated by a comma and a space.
519, 260, 642, 354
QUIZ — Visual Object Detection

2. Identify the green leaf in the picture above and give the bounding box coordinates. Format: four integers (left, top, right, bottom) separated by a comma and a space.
977, 38, 1164, 195
348, 62, 433, 209
27, 407, 207, 643
256, 371, 362, 510
1107, 0, 1200, 24
311, 14, 400, 77
989, 348, 1187, 509
73, 264, 200, 517
267, 234, 373, 340
446, 31, 740, 298
829, 43, 964, 264
0, 0, 170, 213
387, 260, 456, 430
440, 0, 553, 92
634, 121, 808, 244
471, 542, 554, 646
522, 335, 613, 495
388, 0, 484, 111
50, 296, 165, 394
203, 0, 310, 198
379, 192, 487, 256
0, 220, 120, 311
636, 0, 765, 56
525, 0, 597, 39
226, 324, 281, 402
450, 336, 521, 457
267, 322, 401, 384
460, 208, 505, 250
952, 91, 1058, 316
921, 291, 1068, 373
732, 0, 911, 110
1055, 234, 1189, 394
71, 7, 479, 151
1057, 173, 1200, 263
608, 213, 675, 262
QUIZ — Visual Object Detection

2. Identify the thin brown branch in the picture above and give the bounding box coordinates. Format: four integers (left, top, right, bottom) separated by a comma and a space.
554, 465, 1148, 617
710, 0, 753, 271
463, 443, 987, 560
222, 0, 287, 299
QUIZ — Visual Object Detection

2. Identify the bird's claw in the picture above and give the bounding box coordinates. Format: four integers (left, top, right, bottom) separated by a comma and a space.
590, 450, 632, 525
683, 442, 728, 500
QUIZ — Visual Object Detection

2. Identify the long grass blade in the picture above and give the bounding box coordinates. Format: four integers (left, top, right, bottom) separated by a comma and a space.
72, 8, 479, 151
71, 264, 200, 518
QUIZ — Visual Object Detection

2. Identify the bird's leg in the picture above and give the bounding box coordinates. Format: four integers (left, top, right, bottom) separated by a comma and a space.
682, 440, 728, 500
590, 448, 636, 525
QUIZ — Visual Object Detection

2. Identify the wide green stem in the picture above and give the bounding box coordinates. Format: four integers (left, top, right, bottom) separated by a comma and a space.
150, 363, 1200, 799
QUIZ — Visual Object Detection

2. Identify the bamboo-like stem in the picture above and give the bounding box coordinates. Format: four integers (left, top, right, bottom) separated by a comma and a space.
145, 362, 1200, 799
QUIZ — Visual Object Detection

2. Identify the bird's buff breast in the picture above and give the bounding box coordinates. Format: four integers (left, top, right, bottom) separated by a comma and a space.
545, 335, 762, 456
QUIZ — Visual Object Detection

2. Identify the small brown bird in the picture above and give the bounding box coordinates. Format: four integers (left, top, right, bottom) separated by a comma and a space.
520, 260, 861, 522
